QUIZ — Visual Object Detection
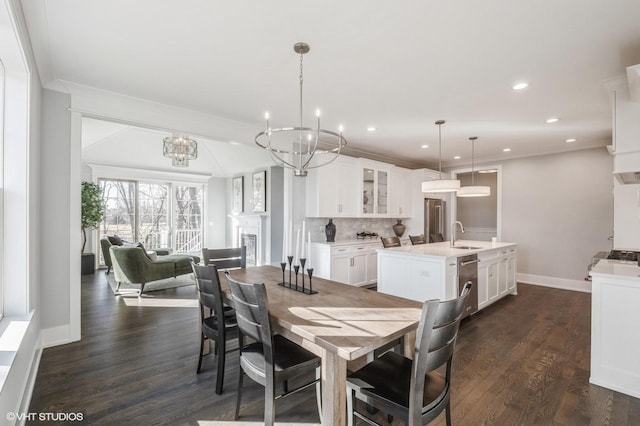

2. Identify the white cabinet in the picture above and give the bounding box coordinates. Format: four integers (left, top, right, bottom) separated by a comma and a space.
445, 260, 458, 300
378, 252, 446, 301
306, 159, 359, 217
367, 251, 378, 286
478, 247, 517, 310
389, 168, 413, 218
310, 241, 380, 286
361, 166, 390, 217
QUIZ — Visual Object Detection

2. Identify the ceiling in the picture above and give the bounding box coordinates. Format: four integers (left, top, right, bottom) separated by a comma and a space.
20, 0, 640, 174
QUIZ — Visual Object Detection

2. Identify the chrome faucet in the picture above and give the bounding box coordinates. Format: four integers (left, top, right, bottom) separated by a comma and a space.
451, 221, 465, 246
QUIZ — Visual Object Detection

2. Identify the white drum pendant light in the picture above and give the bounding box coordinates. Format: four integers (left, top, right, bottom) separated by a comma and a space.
457, 136, 491, 197
422, 120, 461, 193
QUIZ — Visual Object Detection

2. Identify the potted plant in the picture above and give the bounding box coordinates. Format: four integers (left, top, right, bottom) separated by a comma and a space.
81, 181, 104, 275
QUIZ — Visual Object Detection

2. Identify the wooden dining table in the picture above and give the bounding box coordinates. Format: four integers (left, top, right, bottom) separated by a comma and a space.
219, 265, 423, 426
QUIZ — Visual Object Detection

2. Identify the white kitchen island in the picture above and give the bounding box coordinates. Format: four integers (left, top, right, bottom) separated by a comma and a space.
589, 259, 640, 398
377, 240, 518, 310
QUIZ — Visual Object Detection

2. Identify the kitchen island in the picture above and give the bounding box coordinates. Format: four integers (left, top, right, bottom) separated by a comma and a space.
377, 240, 518, 311
589, 259, 640, 398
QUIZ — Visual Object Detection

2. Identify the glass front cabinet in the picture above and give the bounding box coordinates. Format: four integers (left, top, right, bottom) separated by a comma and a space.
362, 166, 389, 216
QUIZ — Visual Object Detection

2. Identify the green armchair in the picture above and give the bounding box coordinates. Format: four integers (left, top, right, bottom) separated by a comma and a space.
109, 246, 201, 295
101, 237, 172, 275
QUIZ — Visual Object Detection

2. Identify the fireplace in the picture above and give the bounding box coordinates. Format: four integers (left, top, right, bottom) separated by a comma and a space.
232, 215, 266, 265
241, 233, 257, 266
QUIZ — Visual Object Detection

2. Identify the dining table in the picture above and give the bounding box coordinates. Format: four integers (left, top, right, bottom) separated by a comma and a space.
219, 265, 423, 426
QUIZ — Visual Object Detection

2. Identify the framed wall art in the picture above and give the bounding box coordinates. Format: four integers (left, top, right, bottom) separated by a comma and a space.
232, 176, 244, 213
252, 170, 267, 212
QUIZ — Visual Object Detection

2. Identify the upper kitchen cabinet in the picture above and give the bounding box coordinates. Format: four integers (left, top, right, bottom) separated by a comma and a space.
609, 71, 640, 184
389, 167, 413, 218
306, 158, 359, 217
361, 164, 390, 217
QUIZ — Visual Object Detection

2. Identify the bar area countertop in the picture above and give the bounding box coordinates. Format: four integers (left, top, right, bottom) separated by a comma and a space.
377, 239, 518, 258
589, 259, 640, 399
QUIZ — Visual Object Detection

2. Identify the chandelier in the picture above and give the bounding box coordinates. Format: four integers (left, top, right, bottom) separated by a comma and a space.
457, 136, 491, 197
255, 42, 347, 177
421, 120, 461, 193
163, 135, 198, 167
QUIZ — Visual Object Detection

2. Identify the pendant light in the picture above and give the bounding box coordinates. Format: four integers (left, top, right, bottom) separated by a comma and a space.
457, 136, 491, 197
421, 120, 461, 193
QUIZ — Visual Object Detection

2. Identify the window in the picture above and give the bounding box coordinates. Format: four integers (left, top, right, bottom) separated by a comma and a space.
174, 185, 203, 253
98, 178, 203, 259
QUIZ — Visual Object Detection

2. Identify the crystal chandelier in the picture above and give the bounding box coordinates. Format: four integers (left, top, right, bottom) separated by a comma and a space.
163, 135, 198, 167
458, 136, 491, 197
255, 42, 347, 177
421, 120, 461, 193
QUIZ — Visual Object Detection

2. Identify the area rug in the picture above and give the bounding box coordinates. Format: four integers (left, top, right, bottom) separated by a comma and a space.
106, 272, 196, 295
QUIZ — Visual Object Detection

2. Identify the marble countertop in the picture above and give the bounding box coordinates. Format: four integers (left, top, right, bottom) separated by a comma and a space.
312, 238, 405, 247
590, 259, 640, 280
376, 239, 518, 259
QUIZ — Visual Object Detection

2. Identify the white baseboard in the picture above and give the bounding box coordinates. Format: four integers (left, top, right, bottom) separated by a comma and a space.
517, 273, 592, 293
17, 346, 42, 425
40, 325, 75, 348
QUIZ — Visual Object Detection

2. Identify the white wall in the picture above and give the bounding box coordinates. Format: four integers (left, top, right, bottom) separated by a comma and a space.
205, 176, 227, 249
501, 147, 613, 287
39, 90, 73, 331
457, 172, 498, 228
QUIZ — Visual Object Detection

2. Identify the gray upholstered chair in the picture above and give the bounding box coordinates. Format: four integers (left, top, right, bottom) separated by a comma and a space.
346, 283, 472, 426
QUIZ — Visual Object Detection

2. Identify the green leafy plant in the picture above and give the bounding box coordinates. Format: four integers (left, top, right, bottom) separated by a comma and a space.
81, 181, 104, 254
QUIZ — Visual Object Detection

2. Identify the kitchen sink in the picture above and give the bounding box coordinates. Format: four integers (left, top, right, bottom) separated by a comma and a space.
452, 246, 482, 250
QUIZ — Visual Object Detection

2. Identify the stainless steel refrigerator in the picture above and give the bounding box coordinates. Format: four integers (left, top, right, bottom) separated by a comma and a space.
424, 198, 446, 243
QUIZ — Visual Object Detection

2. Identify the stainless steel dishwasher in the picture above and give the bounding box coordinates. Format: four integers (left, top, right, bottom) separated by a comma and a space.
458, 254, 479, 319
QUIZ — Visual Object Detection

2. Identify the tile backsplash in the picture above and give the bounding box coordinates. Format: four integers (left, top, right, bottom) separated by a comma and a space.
306, 218, 405, 242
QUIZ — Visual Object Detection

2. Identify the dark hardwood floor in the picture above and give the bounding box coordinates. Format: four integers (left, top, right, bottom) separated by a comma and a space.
28, 272, 640, 425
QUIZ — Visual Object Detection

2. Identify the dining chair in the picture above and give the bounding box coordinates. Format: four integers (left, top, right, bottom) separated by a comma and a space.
225, 271, 322, 426
409, 234, 427, 245
191, 262, 238, 395
202, 246, 247, 269
346, 282, 472, 426
429, 233, 445, 243
380, 236, 401, 248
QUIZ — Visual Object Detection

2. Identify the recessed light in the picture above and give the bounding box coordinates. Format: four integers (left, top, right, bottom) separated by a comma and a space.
513, 82, 529, 90
367, 127, 376, 132
478, 169, 498, 174
454, 156, 461, 160
565, 138, 576, 143
546, 117, 560, 123
421, 144, 429, 149
503, 148, 511, 152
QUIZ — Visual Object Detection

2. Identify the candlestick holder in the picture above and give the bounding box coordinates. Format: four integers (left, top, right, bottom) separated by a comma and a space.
277, 260, 317, 295
293, 265, 300, 290
287, 256, 293, 289
305, 268, 317, 294
300, 258, 306, 292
